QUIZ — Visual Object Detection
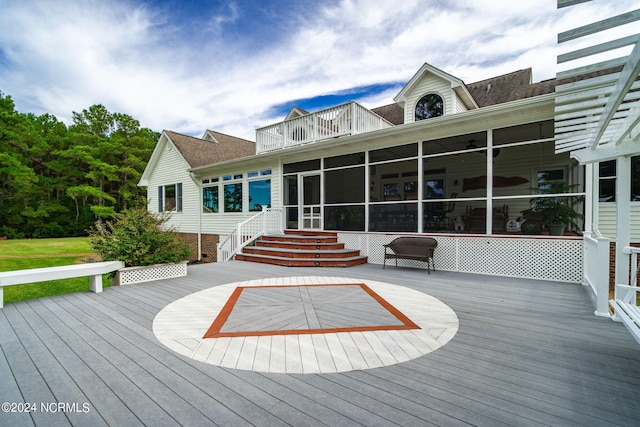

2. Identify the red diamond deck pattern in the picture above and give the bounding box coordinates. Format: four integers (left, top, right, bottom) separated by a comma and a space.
203, 284, 419, 338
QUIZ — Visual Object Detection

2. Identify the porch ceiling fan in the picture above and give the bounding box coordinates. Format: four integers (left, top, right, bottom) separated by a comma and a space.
466, 140, 500, 158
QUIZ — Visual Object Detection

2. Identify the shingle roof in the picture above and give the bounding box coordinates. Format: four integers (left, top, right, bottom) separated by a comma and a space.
165, 130, 255, 168
370, 69, 557, 125
371, 103, 405, 125
465, 68, 556, 107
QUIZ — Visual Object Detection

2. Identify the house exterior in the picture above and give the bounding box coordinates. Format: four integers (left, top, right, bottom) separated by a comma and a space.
141, 61, 632, 285
138, 129, 255, 259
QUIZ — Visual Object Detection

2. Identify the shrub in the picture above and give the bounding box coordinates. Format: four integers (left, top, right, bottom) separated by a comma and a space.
89, 206, 190, 267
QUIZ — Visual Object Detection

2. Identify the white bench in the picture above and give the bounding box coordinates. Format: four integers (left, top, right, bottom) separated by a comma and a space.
610, 284, 640, 345
0, 261, 124, 309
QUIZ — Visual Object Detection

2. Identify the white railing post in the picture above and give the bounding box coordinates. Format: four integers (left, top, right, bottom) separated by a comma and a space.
236, 223, 242, 254
313, 112, 318, 142
584, 235, 611, 317
282, 122, 287, 149
623, 246, 640, 288
351, 102, 357, 134
262, 206, 268, 234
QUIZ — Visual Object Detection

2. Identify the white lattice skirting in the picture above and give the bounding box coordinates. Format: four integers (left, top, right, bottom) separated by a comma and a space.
337, 233, 583, 283
115, 261, 188, 286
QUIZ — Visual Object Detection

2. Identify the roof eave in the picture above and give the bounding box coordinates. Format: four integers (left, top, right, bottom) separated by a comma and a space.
454, 85, 480, 109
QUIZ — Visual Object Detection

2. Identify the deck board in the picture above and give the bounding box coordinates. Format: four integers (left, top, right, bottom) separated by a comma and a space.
1, 261, 640, 426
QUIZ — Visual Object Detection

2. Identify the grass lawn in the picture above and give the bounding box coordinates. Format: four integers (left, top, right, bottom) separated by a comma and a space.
0, 237, 110, 304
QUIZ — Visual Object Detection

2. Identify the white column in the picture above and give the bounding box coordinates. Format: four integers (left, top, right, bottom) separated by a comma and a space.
486, 130, 493, 235
584, 163, 594, 234
418, 141, 424, 233
615, 155, 631, 290
365, 151, 370, 232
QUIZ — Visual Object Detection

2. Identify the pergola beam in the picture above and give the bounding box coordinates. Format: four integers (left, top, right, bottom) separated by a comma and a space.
558, 9, 640, 43
558, 34, 639, 64
588, 40, 640, 149
557, 0, 591, 8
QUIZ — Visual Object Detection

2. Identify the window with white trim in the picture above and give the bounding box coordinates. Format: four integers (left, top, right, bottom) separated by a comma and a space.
599, 160, 616, 202
202, 178, 219, 213
158, 183, 182, 212
248, 170, 272, 211
223, 174, 243, 212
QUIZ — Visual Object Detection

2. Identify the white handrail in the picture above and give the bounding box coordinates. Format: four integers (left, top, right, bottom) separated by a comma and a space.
217, 207, 284, 262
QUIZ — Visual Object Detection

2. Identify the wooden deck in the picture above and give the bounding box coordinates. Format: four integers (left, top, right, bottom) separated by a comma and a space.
1, 261, 639, 426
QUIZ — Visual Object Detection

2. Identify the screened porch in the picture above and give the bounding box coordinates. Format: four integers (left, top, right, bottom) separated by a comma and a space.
282, 119, 586, 236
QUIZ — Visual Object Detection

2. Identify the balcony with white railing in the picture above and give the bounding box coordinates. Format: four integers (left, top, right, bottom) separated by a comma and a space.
256, 101, 393, 154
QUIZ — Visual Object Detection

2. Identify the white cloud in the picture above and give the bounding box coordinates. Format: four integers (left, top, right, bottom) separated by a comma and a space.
0, 0, 636, 141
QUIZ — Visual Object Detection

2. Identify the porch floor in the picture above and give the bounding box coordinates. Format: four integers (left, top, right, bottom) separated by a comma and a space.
2, 261, 639, 426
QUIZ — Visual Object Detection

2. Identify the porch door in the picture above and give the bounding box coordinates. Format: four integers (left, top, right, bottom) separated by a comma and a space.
301, 173, 321, 229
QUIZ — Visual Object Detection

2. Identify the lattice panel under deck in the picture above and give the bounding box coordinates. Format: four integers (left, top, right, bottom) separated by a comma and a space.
456, 238, 583, 282
117, 262, 187, 285
337, 233, 583, 283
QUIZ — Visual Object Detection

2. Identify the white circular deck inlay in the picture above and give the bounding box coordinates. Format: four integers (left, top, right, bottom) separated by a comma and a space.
152, 276, 459, 374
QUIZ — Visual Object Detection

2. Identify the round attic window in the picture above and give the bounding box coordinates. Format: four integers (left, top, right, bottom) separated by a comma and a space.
415, 93, 444, 121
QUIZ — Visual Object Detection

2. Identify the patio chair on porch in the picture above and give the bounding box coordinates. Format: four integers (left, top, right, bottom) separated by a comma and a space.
442, 193, 458, 230
424, 193, 457, 231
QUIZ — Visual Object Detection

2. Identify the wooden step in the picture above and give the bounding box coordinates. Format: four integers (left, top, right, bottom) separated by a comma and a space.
237, 231, 366, 268
235, 253, 368, 267
242, 246, 361, 259
283, 229, 338, 237
254, 240, 345, 250
261, 234, 338, 244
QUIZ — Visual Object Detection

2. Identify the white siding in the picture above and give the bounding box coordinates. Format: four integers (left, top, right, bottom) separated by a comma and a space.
453, 91, 468, 113
598, 203, 640, 241
145, 142, 200, 233
404, 75, 452, 124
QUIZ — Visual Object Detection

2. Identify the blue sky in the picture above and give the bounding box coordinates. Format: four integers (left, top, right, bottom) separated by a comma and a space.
0, 0, 637, 140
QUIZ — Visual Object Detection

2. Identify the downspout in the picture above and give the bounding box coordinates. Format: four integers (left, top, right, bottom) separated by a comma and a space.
189, 172, 202, 262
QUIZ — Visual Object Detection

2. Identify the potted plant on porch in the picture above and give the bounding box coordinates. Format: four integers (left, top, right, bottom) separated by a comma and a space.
521, 181, 584, 236
89, 205, 191, 285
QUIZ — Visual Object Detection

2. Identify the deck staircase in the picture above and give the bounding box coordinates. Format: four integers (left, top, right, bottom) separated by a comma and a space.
235, 230, 368, 267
